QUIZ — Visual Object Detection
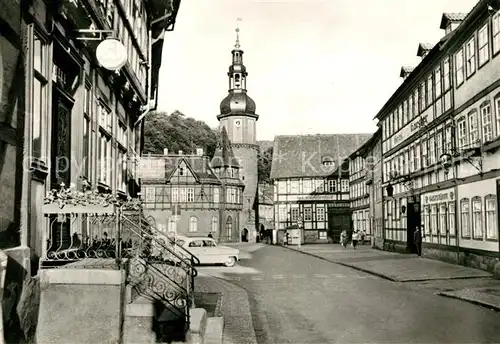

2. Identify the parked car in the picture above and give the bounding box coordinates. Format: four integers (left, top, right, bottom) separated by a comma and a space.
175, 236, 240, 267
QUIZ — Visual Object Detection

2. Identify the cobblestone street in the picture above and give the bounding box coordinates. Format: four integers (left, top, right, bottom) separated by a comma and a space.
199, 243, 500, 344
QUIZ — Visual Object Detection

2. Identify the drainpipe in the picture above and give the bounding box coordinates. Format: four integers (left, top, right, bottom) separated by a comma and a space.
134, 28, 153, 127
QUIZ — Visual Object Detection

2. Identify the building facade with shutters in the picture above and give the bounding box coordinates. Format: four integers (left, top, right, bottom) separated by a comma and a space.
0, 0, 180, 274
376, 2, 500, 272
140, 130, 245, 242
269, 134, 371, 244
348, 129, 382, 244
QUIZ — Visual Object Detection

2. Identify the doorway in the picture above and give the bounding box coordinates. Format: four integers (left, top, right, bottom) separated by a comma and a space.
406, 196, 421, 254
328, 209, 352, 243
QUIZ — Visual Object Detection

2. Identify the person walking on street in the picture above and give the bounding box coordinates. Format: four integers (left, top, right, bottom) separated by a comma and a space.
340, 230, 348, 249
283, 230, 289, 246
208, 232, 213, 239
351, 230, 360, 249
360, 229, 366, 245
414, 226, 422, 257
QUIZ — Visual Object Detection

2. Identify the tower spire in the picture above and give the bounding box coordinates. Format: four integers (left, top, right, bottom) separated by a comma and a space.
235, 18, 242, 49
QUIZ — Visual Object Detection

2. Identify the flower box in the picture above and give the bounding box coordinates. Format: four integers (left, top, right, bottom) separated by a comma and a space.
41, 203, 116, 215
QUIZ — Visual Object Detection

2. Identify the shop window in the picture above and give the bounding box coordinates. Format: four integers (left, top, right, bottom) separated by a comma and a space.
460, 198, 471, 238
485, 195, 498, 240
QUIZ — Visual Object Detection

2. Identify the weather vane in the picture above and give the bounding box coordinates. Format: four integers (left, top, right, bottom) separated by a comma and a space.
235, 18, 242, 49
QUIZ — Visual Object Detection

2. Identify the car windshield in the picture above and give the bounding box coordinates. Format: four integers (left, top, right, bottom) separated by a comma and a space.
204, 240, 217, 247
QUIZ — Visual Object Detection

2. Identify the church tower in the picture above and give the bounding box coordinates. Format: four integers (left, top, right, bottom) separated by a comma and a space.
218, 25, 259, 239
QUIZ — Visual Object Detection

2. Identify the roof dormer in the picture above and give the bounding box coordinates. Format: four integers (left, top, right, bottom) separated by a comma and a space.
400, 66, 414, 79
417, 43, 434, 59
440, 13, 467, 35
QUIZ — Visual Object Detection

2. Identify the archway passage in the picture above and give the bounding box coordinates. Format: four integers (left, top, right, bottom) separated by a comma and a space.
242, 228, 249, 242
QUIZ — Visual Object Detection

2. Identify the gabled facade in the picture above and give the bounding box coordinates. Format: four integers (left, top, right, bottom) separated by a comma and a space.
270, 133, 372, 244
375, 1, 500, 272
0, 0, 180, 274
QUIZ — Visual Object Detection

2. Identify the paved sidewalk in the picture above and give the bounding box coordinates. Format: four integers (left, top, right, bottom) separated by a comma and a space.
438, 286, 500, 311
195, 275, 257, 344
283, 244, 492, 282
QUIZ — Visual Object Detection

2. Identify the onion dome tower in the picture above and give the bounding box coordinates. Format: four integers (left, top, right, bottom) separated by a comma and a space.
217, 24, 259, 240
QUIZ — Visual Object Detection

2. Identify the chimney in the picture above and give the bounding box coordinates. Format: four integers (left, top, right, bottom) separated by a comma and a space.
196, 148, 204, 156
440, 13, 467, 35
178, 150, 183, 155
400, 66, 414, 79
163, 148, 169, 155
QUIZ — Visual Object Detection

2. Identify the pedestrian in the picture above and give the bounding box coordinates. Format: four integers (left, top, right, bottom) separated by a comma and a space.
208, 232, 213, 239
351, 230, 359, 249
414, 226, 422, 257
360, 229, 366, 245
283, 230, 289, 246
340, 230, 348, 249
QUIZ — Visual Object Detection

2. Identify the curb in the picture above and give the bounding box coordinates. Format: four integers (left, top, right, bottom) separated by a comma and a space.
279, 245, 399, 282
436, 292, 500, 312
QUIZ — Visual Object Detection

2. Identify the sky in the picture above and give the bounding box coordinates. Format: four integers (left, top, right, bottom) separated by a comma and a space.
157, 0, 479, 141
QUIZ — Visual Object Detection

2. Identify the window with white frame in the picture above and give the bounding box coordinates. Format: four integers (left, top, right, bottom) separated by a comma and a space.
290, 180, 299, 194
211, 216, 218, 233
171, 188, 179, 203
412, 91, 417, 118
423, 206, 430, 235
439, 203, 447, 236
315, 179, 324, 193
443, 58, 451, 91
278, 205, 287, 221
435, 66, 442, 98
448, 202, 455, 236
189, 217, 198, 232
421, 139, 427, 168
445, 125, 453, 152
460, 198, 471, 238
278, 181, 286, 194
187, 188, 194, 202
415, 143, 421, 170
428, 136, 435, 165
493, 12, 500, 54
291, 208, 299, 221
99, 131, 112, 185
341, 179, 349, 192
409, 146, 415, 172
179, 188, 187, 202
83, 85, 92, 178
117, 150, 126, 191
496, 97, 500, 139
319, 231, 327, 240
457, 118, 467, 148
431, 205, 438, 235
32, 28, 49, 160
426, 74, 433, 107
468, 111, 479, 145
316, 207, 325, 221
418, 83, 424, 112
485, 195, 498, 240
302, 179, 312, 194
455, 49, 464, 85
168, 217, 176, 232
304, 207, 312, 221
466, 37, 476, 77
481, 103, 493, 143
213, 187, 219, 203
435, 131, 443, 161
472, 197, 483, 239
478, 24, 489, 66
328, 179, 337, 193
145, 187, 155, 203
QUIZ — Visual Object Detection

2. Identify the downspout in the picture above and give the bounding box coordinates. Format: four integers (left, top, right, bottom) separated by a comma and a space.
134, 28, 153, 127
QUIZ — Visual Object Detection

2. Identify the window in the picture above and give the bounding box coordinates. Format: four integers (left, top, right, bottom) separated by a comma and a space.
493, 13, 500, 54
455, 49, 464, 86
278, 181, 286, 194
168, 217, 176, 232
291, 208, 299, 221
445, 126, 453, 152
418, 83, 424, 112
290, 180, 299, 194
179, 188, 187, 202
211, 217, 218, 234
316, 207, 325, 221
426, 74, 433, 107
472, 197, 483, 239
428, 136, 435, 165
415, 144, 421, 170
466, 38, 476, 77
457, 118, 467, 148
279, 205, 287, 221
82, 85, 92, 178
496, 97, 500, 138
435, 66, 442, 98
409, 146, 415, 172
448, 202, 455, 236
412, 91, 417, 118
154, 186, 164, 204
304, 207, 312, 221
302, 179, 312, 194
99, 103, 112, 132
118, 150, 126, 191
423, 206, 430, 235
226, 216, 233, 238
468, 111, 479, 145
421, 139, 427, 168
32, 30, 48, 159
189, 217, 198, 232
341, 179, 349, 192
435, 131, 443, 161
319, 231, 327, 240
328, 180, 337, 193
99, 131, 112, 184
316, 179, 324, 193
481, 103, 493, 143
187, 188, 194, 202
478, 24, 489, 66
431, 205, 437, 235
443, 58, 451, 92
485, 195, 498, 240
460, 198, 471, 238
171, 188, 179, 203
439, 203, 447, 236
145, 187, 155, 202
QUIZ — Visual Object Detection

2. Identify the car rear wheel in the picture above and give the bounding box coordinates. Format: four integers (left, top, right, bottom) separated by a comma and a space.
224, 256, 236, 267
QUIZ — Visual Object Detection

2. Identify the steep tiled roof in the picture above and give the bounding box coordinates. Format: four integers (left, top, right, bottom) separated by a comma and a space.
440, 12, 468, 29
211, 127, 241, 168
165, 155, 220, 183
270, 134, 373, 179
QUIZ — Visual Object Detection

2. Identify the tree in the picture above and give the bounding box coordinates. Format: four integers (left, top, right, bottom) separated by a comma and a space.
258, 146, 273, 183
143, 110, 218, 157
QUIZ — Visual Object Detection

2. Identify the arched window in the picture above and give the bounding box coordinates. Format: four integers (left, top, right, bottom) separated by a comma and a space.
226, 216, 233, 239
211, 217, 218, 234
168, 217, 177, 233
189, 216, 198, 232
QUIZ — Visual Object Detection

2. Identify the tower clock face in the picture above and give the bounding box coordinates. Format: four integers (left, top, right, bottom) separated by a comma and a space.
235, 120, 241, 127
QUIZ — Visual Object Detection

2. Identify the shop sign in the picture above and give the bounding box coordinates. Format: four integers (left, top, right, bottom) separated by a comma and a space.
421, 188, 455, 205
390, 114, 429, 148
327, 202, 349, 208
298, 194, 337, 201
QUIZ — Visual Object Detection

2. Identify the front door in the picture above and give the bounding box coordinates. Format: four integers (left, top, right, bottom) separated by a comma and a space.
406, 196, 421, 253
328, 210, 352, 243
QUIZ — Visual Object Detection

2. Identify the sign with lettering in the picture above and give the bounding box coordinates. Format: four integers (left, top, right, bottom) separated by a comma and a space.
390, 114, 429, 149
327, 202, 349, 208
421, 188, 455, 206
297, 194, 339, 202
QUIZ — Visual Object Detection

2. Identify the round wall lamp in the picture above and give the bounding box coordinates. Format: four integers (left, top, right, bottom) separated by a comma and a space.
96, 37, 128, 71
